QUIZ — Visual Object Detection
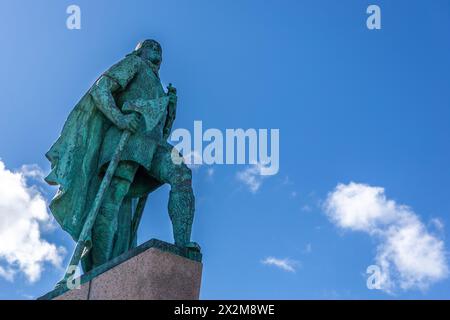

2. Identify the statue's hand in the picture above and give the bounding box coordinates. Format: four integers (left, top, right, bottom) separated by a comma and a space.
167, 84, 177, 106
115, 113, 140, 133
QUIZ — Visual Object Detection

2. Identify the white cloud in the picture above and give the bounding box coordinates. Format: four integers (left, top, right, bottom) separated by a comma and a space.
0, 266, 15, 282
262, 257, 298, 273
324, 182, 448, 293
236, 163, 270, 193
19, 164, 46, 180
0, 160, 65, 283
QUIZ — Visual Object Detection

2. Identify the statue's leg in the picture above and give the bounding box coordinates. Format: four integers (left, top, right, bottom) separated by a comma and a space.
149, 144, 197, 248
91, 161, 138, 267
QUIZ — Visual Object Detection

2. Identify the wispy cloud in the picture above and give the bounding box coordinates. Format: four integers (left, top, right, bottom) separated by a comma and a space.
207, 167, 215, 178
236, 163, 271, 193
282, 176, 293, 186
0, 160, 65, 283
430, 218, 444, 233
304, 243, 312, 254
324, 182, 448, 293
0, 266, 15, 282
262, 257, 298, 273
19, 164, 46, 180
21, 294, 35, 300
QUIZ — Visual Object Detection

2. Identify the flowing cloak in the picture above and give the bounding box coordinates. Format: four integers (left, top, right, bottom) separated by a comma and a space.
45, 53, 176, 244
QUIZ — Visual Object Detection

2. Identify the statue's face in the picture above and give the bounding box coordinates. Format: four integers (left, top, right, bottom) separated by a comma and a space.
140, 47, 162, 69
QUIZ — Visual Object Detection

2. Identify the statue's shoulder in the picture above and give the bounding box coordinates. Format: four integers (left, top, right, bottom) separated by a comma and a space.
107, 54, 144, 74
120, 53, 145, 68
103, 54, 145, 89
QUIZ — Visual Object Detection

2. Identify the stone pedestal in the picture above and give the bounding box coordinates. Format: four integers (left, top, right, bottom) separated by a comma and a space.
39, 239, 203, 300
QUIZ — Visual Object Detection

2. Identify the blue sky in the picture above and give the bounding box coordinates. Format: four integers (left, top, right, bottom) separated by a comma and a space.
0, 0, 450, 299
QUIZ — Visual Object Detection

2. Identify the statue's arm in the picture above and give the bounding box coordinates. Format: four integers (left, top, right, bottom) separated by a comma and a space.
89, 76, 124, 125
89, 76, 140, 132
89, 55, 141, 131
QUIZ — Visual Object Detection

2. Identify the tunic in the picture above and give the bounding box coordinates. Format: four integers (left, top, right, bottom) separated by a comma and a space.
98, 54, 168, 172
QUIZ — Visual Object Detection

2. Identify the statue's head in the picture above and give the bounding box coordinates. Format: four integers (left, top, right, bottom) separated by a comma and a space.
134, 39, 162, 69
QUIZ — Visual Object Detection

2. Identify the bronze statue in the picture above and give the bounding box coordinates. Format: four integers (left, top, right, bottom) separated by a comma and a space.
45, 40, 200, 286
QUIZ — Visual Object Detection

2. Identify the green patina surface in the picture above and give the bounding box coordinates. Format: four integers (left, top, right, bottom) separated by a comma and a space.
45, 39, 200, 287
38, 239, 202, 300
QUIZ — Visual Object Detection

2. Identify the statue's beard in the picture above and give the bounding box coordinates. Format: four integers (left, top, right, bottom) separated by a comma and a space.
144, 58, 160, 75
150, 58, 161, 66
151, 64, 160, 75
